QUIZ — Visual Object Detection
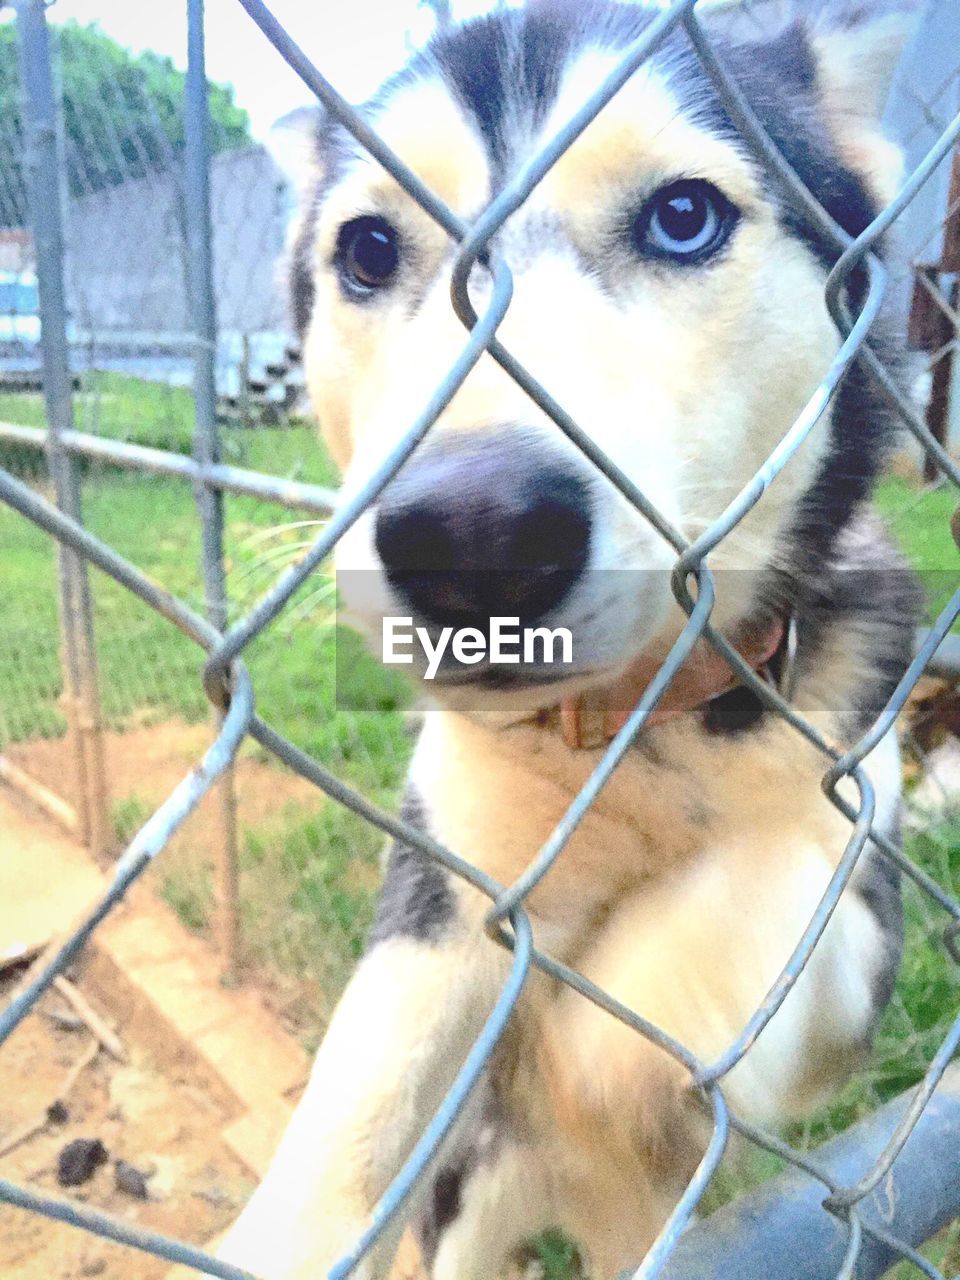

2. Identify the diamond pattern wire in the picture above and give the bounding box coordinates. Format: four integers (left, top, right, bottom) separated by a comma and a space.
1, 1, 959, 1277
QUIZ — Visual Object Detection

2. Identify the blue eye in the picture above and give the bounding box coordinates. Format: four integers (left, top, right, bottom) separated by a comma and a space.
635, 180, 737, 263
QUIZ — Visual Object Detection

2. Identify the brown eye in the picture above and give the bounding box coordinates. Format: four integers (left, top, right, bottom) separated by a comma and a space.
338, 216, 401, 293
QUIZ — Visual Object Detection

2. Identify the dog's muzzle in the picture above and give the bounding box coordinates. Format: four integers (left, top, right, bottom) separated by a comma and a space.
374, 428, 592, 630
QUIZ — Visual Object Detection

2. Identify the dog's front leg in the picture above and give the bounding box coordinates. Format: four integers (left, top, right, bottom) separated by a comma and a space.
215, 880, 507, 1280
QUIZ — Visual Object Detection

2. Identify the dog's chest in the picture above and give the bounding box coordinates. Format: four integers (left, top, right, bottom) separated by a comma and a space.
410, 707, 843, 959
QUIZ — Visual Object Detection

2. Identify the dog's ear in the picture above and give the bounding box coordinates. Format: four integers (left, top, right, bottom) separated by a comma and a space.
266, 105, 326, 199
791, 1, 920, 200
804, 1, 918, 123
266, 107, 326, 341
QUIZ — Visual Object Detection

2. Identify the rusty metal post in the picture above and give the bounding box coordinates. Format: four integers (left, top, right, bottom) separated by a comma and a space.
184, 0, 241, 979
923, 144, 960, 482
14, 0, 111, 861
239, 333, 253, 429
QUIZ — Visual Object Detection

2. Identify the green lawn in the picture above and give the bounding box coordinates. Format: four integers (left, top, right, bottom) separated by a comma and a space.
0, 374, 412, 1017
1, 374, 959, 1267
876, 473, 960, 625
1, 370, 200, 453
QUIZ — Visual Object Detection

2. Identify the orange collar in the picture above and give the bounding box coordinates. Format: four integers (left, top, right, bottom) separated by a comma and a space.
556, 617, 786, 750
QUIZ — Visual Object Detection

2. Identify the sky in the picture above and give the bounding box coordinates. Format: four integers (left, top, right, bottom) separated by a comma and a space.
33, 0, 515, 139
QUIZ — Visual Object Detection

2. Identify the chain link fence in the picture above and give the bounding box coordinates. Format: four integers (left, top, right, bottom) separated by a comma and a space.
0, 6, 302, 423
0, 0, 960, 1275
0, 0, 413, 1012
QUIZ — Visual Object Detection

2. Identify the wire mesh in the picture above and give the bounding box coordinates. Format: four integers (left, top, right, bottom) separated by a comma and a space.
1, 0, 960, 1277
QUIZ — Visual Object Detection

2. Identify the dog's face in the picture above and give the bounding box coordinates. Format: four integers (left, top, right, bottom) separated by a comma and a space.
282, 0, 910, 715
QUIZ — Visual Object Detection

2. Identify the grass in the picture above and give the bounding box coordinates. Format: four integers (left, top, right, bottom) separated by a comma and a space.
0, 371, 411, 1017
1, 372, 959, 1266
2, 370, 201, 454
876, 473, 960, 625
801, 818, 960, 1139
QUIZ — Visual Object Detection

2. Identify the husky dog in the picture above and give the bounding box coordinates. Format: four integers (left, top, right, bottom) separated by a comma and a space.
219, 2, 921, 1276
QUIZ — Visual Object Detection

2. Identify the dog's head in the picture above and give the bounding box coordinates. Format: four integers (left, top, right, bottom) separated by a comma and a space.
278, 0, 914, 715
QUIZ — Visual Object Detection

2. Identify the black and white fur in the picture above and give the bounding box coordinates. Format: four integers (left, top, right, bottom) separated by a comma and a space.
214, 3, 921, 1276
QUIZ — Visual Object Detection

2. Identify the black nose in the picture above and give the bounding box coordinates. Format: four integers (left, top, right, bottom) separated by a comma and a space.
375, 434, 591, 627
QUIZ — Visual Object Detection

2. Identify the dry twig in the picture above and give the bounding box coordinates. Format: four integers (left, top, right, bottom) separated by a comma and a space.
53, 977, 126, 1062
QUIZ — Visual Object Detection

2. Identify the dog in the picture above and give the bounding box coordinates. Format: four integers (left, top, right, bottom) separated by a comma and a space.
217, 2, 921, 1276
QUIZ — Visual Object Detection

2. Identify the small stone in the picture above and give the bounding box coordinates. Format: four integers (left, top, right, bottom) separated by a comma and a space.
46, 1100, 69, 1125
114, 1159, 149, 1200
57, 1138, 109, 1187
78, 1258, 107, 1278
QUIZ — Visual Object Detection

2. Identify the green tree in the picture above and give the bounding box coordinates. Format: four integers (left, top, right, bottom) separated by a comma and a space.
0, 20, 251, 227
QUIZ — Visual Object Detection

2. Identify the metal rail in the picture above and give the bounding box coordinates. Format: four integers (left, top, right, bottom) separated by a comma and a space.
0, 420, 338, 514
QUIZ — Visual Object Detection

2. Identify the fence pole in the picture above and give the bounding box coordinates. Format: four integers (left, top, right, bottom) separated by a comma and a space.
239, 333, 252, 429
923, 144, 960, 482
184, 0, 241, 980
660, 1065, 960, 1280
14, 0, 110, 862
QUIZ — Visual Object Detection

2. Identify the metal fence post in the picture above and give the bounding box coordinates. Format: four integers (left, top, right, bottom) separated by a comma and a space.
923, 145, 959, 481
13, 0, 111, 862
184, 0, 241, 979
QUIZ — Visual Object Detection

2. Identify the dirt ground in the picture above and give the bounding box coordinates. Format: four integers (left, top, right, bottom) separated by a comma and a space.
10, 717, 323, 844
0, 781, 311, 1280
9, 718, 376, 1037
0, 969, 254, 1280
